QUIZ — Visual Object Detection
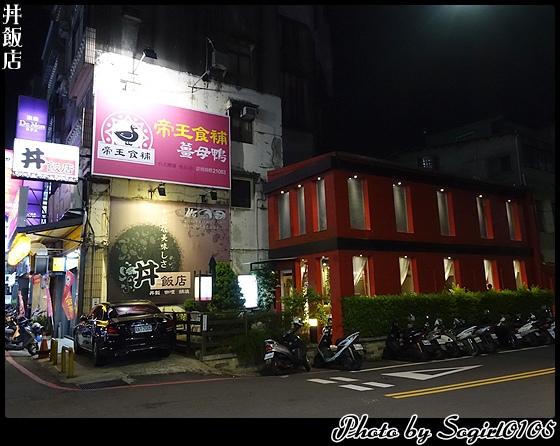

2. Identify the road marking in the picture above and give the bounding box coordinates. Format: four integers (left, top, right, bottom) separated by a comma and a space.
362, 381, 394, 388
385, 367, 555, 399
307, 376, 395, 391
308, 378, 338, 384
382, 365, 482, 381
340, 384, 374, 391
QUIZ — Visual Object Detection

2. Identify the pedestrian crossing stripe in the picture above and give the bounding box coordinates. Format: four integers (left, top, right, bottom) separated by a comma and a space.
307, 377, 394, 390
340, 384, 374, 391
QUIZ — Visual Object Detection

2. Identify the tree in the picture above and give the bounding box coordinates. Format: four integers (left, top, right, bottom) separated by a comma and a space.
209, 261, 245, 311
251, 263, 277, 310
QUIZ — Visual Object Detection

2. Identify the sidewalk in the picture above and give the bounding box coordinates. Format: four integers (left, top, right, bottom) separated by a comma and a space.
16, 337, 245, 387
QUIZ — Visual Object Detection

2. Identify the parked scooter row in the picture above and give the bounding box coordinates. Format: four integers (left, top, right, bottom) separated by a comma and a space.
382, 310, 554, 362
5, 306, 44, 356
261, 316, 365, 375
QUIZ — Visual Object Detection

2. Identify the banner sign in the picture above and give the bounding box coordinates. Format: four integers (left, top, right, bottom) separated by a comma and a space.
61, 270, 76, 321
12, 138, 80, 183
92, 89, 231, 189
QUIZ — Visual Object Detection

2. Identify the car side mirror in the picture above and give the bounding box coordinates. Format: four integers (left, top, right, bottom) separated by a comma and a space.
80, 314, 87, 322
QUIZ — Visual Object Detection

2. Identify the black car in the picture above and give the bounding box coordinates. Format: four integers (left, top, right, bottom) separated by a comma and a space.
73, 300, 175, 366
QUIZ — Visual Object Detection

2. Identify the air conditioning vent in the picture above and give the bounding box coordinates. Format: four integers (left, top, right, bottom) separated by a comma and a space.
240, 105, 258, 121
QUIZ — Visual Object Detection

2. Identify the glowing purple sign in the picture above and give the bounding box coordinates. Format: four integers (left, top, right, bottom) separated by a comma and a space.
16, 96, 48, 142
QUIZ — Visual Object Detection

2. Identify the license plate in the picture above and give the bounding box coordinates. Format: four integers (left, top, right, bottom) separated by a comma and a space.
353, 343, 363, 351
474, 336, 482, 343
456, 341, 464, 347
515, 333, 522, 339
422, 340, 431, 346
134, 324, 152, 334
437, 339, 446, 344
264, 352, 274, 360
490, 333, 498, 339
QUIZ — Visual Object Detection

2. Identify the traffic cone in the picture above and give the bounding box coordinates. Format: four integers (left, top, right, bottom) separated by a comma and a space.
37, 333, 50, 359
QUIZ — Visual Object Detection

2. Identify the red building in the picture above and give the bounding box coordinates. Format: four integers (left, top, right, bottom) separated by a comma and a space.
261, 152, 545, 340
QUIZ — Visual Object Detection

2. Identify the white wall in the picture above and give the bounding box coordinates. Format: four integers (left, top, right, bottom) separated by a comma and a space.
93, 53, 283, 276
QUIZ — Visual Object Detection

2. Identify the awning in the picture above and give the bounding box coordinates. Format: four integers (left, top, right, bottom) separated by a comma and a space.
247, 257, 298, 271
11, 217, 84, 247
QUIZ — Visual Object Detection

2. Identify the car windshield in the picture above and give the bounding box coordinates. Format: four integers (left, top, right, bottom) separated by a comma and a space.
112, 304, 160, 316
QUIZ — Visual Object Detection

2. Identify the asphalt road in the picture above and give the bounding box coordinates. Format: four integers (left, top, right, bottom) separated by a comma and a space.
5, 342, 555, 441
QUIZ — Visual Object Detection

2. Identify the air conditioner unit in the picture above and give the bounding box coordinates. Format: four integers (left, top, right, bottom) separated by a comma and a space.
211, 50, 228, 71
240, 105, 258, 121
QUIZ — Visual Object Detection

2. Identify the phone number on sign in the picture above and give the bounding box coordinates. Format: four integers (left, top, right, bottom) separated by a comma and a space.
196, 167, 228, 175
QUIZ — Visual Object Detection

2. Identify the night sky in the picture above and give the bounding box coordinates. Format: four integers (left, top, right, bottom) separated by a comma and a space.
4, 5, 555, 156
325, 5, 555, 156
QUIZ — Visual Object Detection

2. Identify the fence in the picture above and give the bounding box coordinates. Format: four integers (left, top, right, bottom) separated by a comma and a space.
172, 310, 248, 360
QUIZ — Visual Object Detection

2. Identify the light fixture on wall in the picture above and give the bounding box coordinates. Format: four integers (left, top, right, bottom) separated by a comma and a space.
132, 47, 158, 74
148, 183, 166, 199
200, 190, 218, 203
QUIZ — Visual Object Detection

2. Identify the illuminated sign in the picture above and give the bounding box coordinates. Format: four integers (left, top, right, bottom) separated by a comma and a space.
7, 234, 31, 266
7, 186, 28, 245
16, 96, 48, 142
92, 89, 231, 189
12, 138, 80, 183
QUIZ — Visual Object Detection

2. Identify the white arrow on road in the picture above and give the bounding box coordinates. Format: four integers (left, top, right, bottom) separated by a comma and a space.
382, 365, 482, 381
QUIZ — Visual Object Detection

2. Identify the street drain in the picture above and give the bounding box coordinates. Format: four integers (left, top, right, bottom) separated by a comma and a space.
77, 379, 129, 390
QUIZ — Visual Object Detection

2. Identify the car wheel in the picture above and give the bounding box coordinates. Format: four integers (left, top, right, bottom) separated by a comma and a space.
157, 348, 171, 357
92, 339, 107, 367
73, 332, 84, 354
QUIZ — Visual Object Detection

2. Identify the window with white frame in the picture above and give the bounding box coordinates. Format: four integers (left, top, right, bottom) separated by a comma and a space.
399, 256, 414, 293
484, 259, 495, 289
278, 191, 291, 240
506, 200, 521, 241
297, 185, 306, 235
316, 178, 327, 231
320, 256, 330, 298
513, 259, 525, 290
348, 176, 366, 230
393, 183, 409, 233
437, 189, 452, 236
352, 255, 369, 295
477, 195, 492, 239
443, 257, 456, 290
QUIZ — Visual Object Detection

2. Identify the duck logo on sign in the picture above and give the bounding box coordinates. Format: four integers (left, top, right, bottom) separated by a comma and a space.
98, 112, 155, 165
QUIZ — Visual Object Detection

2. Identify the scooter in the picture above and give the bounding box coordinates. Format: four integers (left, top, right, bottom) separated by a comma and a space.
451, 317, 482, 356
472, 310, 500, 354
382, 316, 433, 362
514, 313, 547, 347
423, 317, 461, 358
313, 317, 364, 370
5, 313, 43, 356
494, 314, 522, 349
534, 306, 555, 344
261, 317, 311, 375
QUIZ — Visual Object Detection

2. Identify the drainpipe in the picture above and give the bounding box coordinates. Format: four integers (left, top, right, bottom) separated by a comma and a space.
77, 178, 92, 318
